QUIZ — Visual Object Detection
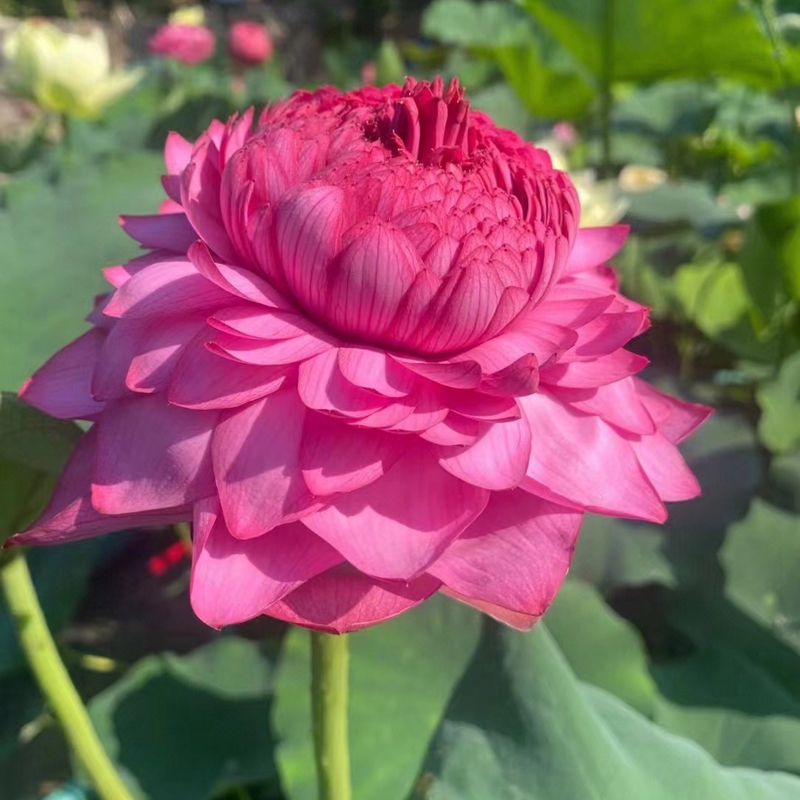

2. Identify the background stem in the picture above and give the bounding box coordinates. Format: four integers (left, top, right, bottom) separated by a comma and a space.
0, 550, 135, 800
311, 631, 352, 800
600, 0, 616, 177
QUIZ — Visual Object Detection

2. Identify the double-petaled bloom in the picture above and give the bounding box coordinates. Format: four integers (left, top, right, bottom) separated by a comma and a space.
12, 79, 709, 632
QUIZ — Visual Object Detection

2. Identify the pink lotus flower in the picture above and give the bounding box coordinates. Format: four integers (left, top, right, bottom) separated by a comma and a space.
148, 24, 216, 65
12, 79, 709, 633
227, 21, 272, 67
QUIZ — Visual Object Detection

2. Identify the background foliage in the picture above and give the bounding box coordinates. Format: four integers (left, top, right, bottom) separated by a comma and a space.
1, 0, 800, 798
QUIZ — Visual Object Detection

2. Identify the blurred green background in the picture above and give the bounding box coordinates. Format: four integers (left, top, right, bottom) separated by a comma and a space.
2, 0, 800, 799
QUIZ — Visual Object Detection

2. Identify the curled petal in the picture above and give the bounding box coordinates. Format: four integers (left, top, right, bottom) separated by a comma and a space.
119, 213, 197, 253
567, 225, 628, 274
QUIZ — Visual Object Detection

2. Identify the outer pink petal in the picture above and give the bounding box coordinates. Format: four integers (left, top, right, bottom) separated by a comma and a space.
566, 225, 629, 274
9, 429, 189, 546
103, 258, 233, 319
438, 414, 531, 491
119, 213, 197, 252
212, 387, 315, 538
567, 309, 649, 360
188, 241, 291, 309
519, 392, 666, 523
540, 350, 648, 388
180, 145, 239, 264
300, 412, 404, 495
550, 379, 656, 436
210, 331, 334, 367
634, 379, 712, 443
428, 490, 581, 619
165, 131, 193, 175
91, 317, 204, 400
629, 432, 701, 502
265, 567, 441, 633
189, 499, 343, 628
304, 449, 490, 580
92, 396, 216, 514
168, 333, 287, 410
20, 329, 105, 420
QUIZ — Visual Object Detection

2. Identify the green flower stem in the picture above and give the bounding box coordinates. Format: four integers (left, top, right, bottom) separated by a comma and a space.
311, 631, 352, 800
599, 0, 616, 177
0, 550, 134, 800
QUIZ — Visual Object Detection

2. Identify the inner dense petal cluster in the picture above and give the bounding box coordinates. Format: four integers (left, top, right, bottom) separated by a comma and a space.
13, 78, 709, 634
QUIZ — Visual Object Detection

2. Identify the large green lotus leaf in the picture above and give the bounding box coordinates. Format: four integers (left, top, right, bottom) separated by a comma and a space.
668, 589, 800, 704
413, 623, 800, 800
614, 81, 721, 139
740, 198, 800, 330
0, 669, 43, 763
0, 151, 165, 390
422, 0, 594, 119
766, 450, 800, 513
757, 352, 800, 453
88, 636, 279, 800
545, 579, 800, 775
674, 261, 750, 338
422, 0, 531, 48
721, 499, 800, 653
273, 595, 481, 800
519, 0, 790, 87
493, 44, 595, 120
652, 646, 800, 775
469, 84, 532, 135
623, 181, 740, 230
569, 512, 675, 589
544, 580, 656, 716
571, 410, 763, 593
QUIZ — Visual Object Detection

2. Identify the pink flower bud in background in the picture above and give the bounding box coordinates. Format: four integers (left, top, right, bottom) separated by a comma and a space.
361, 61, 377, 86
551, 121, 578, 148
13, 79, 709, 634
227, 21, 272, 67
148, 24, 216, 65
